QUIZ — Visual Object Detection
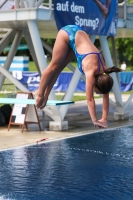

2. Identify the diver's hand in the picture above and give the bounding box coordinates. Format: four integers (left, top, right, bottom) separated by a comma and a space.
98, 119, 108, 128
93, 120, 108, 128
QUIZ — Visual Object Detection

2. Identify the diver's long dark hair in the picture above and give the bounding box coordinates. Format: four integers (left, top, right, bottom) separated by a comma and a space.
95, 66, 122, 94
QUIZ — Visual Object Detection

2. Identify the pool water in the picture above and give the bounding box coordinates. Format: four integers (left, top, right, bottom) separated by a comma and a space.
0, 126, 133, 200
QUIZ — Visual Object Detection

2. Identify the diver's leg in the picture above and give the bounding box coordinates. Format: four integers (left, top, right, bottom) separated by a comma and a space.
38, 48, 74, 108
37, 30, 70, 97
35, 30, 75, 109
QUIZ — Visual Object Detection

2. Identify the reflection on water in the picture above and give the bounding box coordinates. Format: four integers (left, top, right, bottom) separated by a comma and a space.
0, 126, 133, 200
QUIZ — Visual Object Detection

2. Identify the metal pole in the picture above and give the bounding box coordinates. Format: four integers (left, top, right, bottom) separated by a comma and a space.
60, 68, 82, 120
89, 35, 96, 43
15, 0, 19, 9
24, 31, 41, 75
20, 0, 25, 8
123, 92, 133, 111
0, 30, 17, 55
28, 0, 36, 8
35, 0, 44, 8
0, 65, 29, 92
49, 0, 52, 9
111, 37, 118, 68
23, 0, 29, 8
0, 30, 23, 90
111, 37, 121, 89
124, 0, 127, 20
41, 39, 53, 53
27, 20, 47, 74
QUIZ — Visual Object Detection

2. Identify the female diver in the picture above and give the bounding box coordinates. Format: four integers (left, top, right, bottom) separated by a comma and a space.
35, 25, 121, 128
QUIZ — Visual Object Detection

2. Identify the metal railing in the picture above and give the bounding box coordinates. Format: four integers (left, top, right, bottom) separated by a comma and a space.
0, 0, 54, 10
118, 1, 133, 20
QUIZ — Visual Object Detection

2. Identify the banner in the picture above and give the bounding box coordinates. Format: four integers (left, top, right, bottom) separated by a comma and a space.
19, 72, 86, 92
18, 72, 133, 92
54, 0, 118, 36
19, 72, 40, 91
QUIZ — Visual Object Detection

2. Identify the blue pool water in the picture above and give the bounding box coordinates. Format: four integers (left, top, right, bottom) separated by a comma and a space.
0, 126, 133, 200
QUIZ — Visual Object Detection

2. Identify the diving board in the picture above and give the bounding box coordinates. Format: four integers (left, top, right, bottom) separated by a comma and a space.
4, 92, 74, 133
0, 98, 74, 105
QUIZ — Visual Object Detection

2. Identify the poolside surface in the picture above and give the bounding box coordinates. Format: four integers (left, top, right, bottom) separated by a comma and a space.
0, 94, 133, 150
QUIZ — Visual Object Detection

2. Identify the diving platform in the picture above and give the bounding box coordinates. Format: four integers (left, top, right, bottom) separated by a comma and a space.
0, 7, 57, 39
0, 0, 133, 125
0, 3, 133, 38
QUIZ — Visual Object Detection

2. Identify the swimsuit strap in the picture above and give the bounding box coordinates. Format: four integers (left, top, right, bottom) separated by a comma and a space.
84, 52, 105, 73
97, 53, 105, 72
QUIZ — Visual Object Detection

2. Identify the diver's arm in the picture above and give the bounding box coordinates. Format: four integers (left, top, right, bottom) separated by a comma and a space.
85, 70, 108, 128
85, 71, 97, 123
102, 93, 109, 121
98, 93, 109, 127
